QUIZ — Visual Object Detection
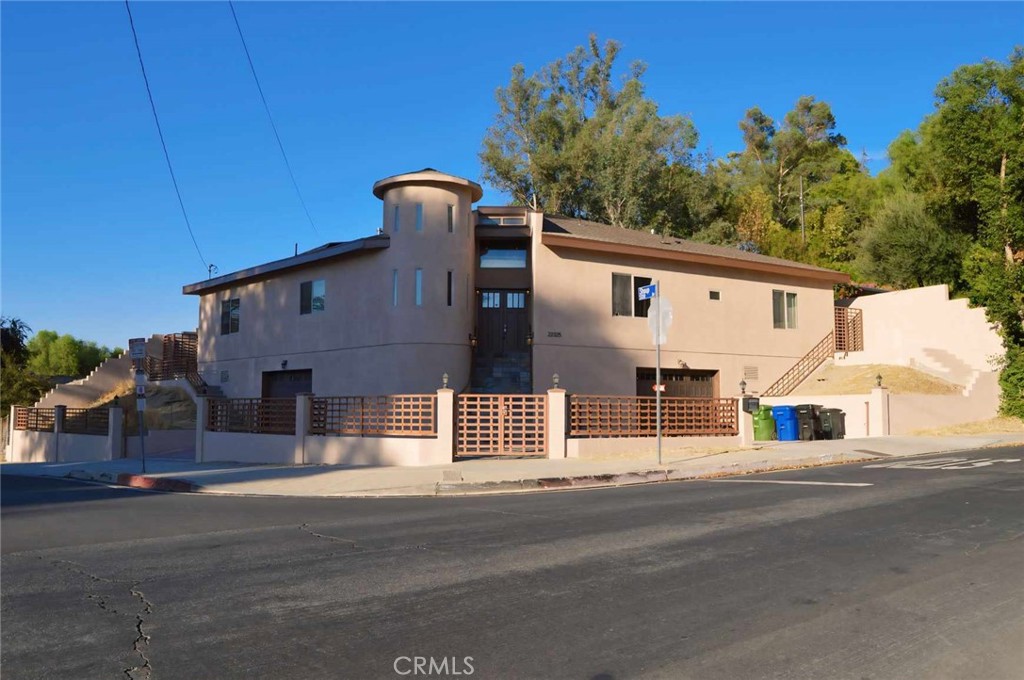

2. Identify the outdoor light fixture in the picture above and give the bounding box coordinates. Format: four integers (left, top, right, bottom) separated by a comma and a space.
552, 373, 560, 388
469, 333, 477, 347
442, 372, 449, 389
739, 379, 747, 395
281, 360, 288, 370
876, 373, 883, 387
526, 330, 534, 346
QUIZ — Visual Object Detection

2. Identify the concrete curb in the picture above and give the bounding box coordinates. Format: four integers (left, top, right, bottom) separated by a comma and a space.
431, 452, 879, 496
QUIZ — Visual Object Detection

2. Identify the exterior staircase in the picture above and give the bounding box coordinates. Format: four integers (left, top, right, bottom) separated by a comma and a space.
34, 335, 163, 408
762, 331, 836, 397
470, 351, 532, 393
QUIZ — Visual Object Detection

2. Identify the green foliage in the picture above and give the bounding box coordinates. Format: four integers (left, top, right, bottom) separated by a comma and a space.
25, 329, 118, 378
1, 356, 50, 413
480, 35, 699, 229
858, 194, 962, 288
998, 346, 1024, 419
1, 317, 32, 365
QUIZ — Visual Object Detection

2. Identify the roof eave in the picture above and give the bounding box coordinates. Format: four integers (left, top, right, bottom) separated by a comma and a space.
182, 236, 390, 295
541, 233, 850, 284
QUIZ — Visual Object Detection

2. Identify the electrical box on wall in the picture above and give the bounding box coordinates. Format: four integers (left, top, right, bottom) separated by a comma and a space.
742, 396, 760, 414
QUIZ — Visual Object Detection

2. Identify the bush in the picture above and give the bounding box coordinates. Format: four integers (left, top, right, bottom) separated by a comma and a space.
998, 346, 1024, 419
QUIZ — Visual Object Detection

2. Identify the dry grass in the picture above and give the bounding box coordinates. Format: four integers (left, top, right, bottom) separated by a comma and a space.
910, 416, 1024, 436
94, 384, 197, 432
791, 363, 962, 396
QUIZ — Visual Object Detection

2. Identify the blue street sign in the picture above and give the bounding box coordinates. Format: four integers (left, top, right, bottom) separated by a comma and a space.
637, 284, 657, 301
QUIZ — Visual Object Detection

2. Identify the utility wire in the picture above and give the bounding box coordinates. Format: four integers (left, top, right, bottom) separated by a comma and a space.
228, 0, 321, 238
124, 0, 209, 270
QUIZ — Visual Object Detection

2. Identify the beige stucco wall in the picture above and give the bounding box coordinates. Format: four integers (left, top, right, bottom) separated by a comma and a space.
305, 435, 449, 467
530, 213, 836, 397
9, 430, 110, 463
841, 285, 1004, 385
202, 432, 295, 464
566, 435, 742, 459
125, 429, 195, 458
887, 372, 1001, 435
196, 182, 476, 397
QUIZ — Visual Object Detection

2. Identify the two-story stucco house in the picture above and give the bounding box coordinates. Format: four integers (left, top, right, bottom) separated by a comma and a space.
183, 168, 849, 400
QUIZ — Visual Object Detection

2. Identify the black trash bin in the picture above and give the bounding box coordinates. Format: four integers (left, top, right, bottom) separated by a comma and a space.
819, 408, 846, 440
795, 404, 823, 441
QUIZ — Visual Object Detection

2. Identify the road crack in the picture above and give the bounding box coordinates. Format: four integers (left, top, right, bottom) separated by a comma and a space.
124, 583, 154, 680
299, 523, 360, 547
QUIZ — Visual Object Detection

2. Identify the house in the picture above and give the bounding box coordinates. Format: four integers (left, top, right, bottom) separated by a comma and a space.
182, 168, 849, 401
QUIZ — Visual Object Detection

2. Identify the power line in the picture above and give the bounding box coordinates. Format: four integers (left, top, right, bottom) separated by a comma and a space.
228, 0, 321, 238
124, 0, 208, 270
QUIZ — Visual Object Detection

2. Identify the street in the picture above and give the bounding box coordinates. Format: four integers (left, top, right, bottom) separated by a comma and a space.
2, 448, 1022, 680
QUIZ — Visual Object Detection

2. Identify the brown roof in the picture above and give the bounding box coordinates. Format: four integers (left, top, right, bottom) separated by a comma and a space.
541, 215, 849, 283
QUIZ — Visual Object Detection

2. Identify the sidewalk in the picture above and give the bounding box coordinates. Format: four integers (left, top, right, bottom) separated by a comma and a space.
3, 434, 1022, 497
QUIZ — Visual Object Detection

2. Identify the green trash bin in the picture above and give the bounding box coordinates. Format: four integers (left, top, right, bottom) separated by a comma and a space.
753, 405, 776, 441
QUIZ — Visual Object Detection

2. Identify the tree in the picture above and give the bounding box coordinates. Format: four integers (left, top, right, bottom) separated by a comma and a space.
0, 317, 48, 413
1, 317, 32, 365
480, 35, 698, 228
859, 193, 961, 288
26, 330, 118, 378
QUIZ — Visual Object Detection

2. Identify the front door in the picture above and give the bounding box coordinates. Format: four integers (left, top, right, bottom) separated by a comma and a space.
477, 289, 529, 358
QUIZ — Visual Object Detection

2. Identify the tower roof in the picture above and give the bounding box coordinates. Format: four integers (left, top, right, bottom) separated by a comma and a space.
372, 168, 483, 202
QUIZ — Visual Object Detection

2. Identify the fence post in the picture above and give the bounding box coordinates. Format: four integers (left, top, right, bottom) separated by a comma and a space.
737, 397, 754, 446
7, 406, 16, 461
53, 405, 66, 463
294, 393, 313, 465
435, 389, 455, 461
869, 386, 890, 436
108, 405, 124, 459
195, 396, 207, 463
546, 389, 567, 459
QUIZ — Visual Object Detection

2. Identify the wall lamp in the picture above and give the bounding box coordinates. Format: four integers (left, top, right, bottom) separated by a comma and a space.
739, 379, 747, 395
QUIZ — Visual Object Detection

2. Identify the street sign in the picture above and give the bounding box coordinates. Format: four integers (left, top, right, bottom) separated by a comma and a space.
637, 284, 657, 301
129, 338, 146, 360
647, 296, 674, 346
136, 385, 146, 397
137, 398, 147, 411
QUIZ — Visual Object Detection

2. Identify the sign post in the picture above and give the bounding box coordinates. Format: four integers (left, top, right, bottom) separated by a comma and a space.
135, 368, 147, 474
639, 282, 671, 465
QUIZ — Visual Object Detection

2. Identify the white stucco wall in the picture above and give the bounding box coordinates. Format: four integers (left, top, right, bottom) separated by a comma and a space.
532, 213, 838, 397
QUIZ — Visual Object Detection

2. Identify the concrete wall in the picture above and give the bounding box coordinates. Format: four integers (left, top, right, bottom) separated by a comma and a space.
305, 435, 450, 467
125, 429, 195, 458
761, 393, 889, 439
196, 181, 476, 397
888, 372, 1001, 435
531, 211, 837, 396
566, 435, 742, 459
9, 431, 110, 463
202, 432, 296, 464
841, 285, 1004, 387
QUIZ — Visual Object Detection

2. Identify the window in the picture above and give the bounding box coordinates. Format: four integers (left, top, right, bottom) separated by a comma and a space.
479, 240, 528, 269
709, 290, 721, 301
612, 274, 633, 316
633, 276, 652, 318
447, 205, 454, 233
392, 269, 399, 307
786, 292, 798, 328
507, 292, 525, 309
300, 280, 325, 315
481, 291, 501, 308
773, 290, 798, 329
415, 203, 423, 232
612, 273, 652, 317
393, 204, 400, 233
478, 215, 526, 226
220, 298, 240, 335
414, 268, 423, 306
446, 271, 453, 307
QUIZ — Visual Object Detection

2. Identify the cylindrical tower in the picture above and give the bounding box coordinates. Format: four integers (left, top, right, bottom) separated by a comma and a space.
371, 168, 483, 392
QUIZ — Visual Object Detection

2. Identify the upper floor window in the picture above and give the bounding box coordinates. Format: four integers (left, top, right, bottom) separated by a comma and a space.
478, 215, 526, 226
220, 298, 240, 335
479, 240, 527, 269
392, 269, 399, 307
446, 270, 453, 307
612, 274, 651, 317
392, 204, 400, 233
415, 203, 424, 232
300, 280, 325, 315
709, 290, 721, 301
414, 268, 423, 306
447, 205, 455, 233
773, 290, 798, 329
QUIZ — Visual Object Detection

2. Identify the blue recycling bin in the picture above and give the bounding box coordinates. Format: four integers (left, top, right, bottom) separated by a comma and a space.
771, 405, 800, 441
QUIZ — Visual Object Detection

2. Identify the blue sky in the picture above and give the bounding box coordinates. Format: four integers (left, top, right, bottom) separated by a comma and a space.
2, 1, 1021, 349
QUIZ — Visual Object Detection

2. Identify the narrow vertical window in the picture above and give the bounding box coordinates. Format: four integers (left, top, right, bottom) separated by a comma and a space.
612, 273, 632, 316
301, 280, 326, 315
393, 204, 400, 233
786, 292, 798, 329
446, 270, 453, 307
415, 203, 423, 232
221, 298, 240, 335
414, 268, 423, 306
447, 204, 454, 233
392, 269, 399, 307
772, 290, 786, 329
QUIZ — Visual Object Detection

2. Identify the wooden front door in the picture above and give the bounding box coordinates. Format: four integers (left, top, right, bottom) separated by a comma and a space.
477, 290, 529, 358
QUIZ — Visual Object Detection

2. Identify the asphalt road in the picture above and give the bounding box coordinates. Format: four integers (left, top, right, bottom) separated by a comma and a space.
2, 447, 1023, 680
